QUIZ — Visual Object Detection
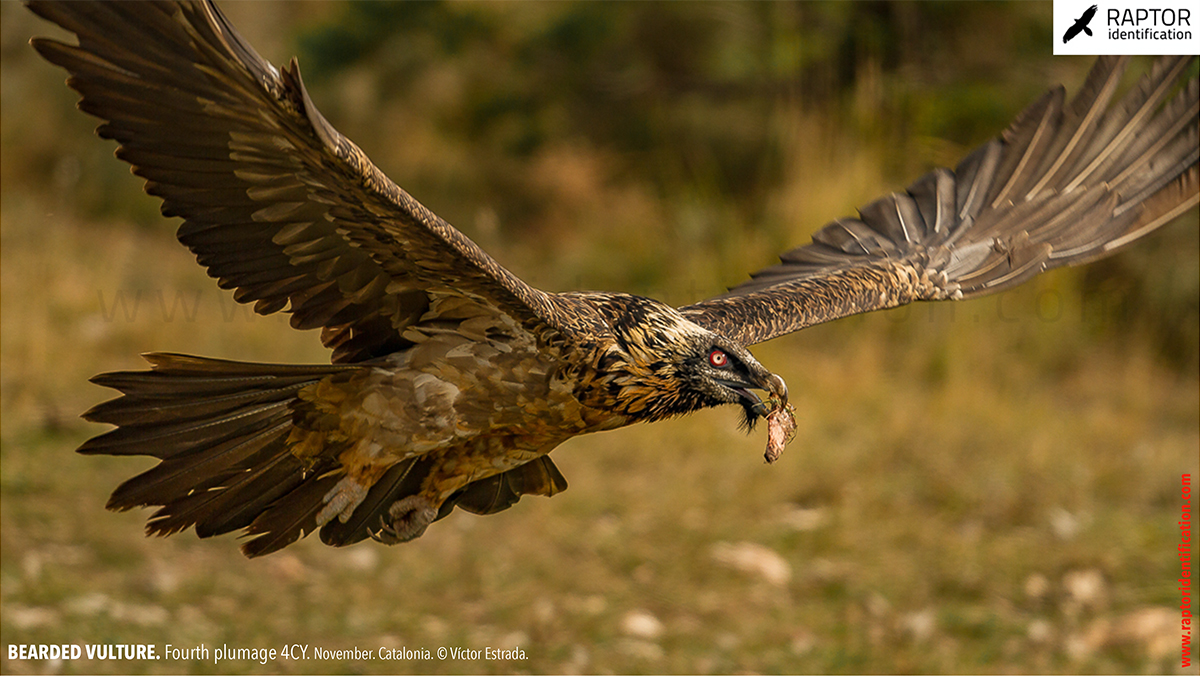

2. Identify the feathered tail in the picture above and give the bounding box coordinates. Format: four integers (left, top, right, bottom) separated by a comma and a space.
79, 353, 357, 556
80, 353, 569, 557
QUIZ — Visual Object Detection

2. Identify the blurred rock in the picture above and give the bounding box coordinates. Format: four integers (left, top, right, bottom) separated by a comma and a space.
566, 594, 608, 616
64, 592, 110, 617
149, 559, 180, 594
532, 597, 556, 624
710, 541, 792, 587
1049, 507, 1082, 540
865, 592, 891, 618
807, 557, 848, 584
901, 608, 936, 643
1065, 606, 1179, 664
22, 552, 42, 580
267, 553, 308, 582
338, 546, 379, 573
498, 630, 529, 648
1109, 606, 1177, 661
1026, 618, 1053, 644
108, 601, 168, 627
422, 615, 448, 639
1064, 618, 1109, 662
1023, 573, 1050, 601
6, 604, 58, 630
780, 506, 828, 532
589, 514, 621, 540
561, 644, 589, 674
1062, 568, 1107, 613
716, 631, 741, 650
621, 609, 664, 640
790, 628, 817, 655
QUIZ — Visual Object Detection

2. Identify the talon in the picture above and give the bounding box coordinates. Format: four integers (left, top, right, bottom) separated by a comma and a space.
316, 476, 370, 526
372, 495, 438, 545
368, 516, 393, 544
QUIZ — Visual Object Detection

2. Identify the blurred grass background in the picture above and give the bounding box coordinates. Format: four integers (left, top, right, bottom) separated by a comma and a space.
2, 1, 1197, 673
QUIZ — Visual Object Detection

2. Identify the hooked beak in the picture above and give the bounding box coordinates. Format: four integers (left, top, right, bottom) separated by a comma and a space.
718, 372, 789, 418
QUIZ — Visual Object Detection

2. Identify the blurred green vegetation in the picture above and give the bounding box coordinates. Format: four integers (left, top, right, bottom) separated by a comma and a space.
2, 2, 1196, 674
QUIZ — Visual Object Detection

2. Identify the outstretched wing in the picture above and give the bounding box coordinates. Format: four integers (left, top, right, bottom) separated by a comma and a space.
28, 0, 581, 363
682, 56, 1198, 346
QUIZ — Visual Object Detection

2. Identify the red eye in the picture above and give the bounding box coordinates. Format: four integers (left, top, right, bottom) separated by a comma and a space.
709, 349, 729, 368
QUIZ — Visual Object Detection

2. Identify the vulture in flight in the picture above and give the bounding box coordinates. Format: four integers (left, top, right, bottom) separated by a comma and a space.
28, 0, 1198, 557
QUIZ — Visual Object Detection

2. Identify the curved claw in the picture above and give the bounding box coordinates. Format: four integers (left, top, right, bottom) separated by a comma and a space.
367, 495, 438, 545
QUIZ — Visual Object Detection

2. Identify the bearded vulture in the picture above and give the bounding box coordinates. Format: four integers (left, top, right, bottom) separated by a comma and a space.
28, 0, 1199, 556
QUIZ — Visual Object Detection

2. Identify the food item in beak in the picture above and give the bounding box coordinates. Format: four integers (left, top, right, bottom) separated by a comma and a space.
764, 399, 796, 464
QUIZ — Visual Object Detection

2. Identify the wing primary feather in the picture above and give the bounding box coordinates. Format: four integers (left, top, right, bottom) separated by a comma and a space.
682, 56, 1196, 346
987, 86, 1064, 209
1022, 56, 1127, 198
1063, 56, 1193, 193
1108, 79, 1199, 191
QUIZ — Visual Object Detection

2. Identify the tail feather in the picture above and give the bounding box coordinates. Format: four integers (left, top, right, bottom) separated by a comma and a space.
141, 441, 306, 538
239, 470, 346, 558
79, 399, 293, 459
80, 352, 345, 459
106, 419, 290, 511
187, 451, 315, 538
79, 353, 356, 550
83, 377, 312, 427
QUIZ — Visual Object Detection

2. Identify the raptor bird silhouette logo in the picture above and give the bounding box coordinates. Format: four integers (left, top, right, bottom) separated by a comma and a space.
1064, 4, 1099, 42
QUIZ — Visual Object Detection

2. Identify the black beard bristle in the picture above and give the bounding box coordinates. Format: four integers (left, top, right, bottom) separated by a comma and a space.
738, 404, 760, 433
